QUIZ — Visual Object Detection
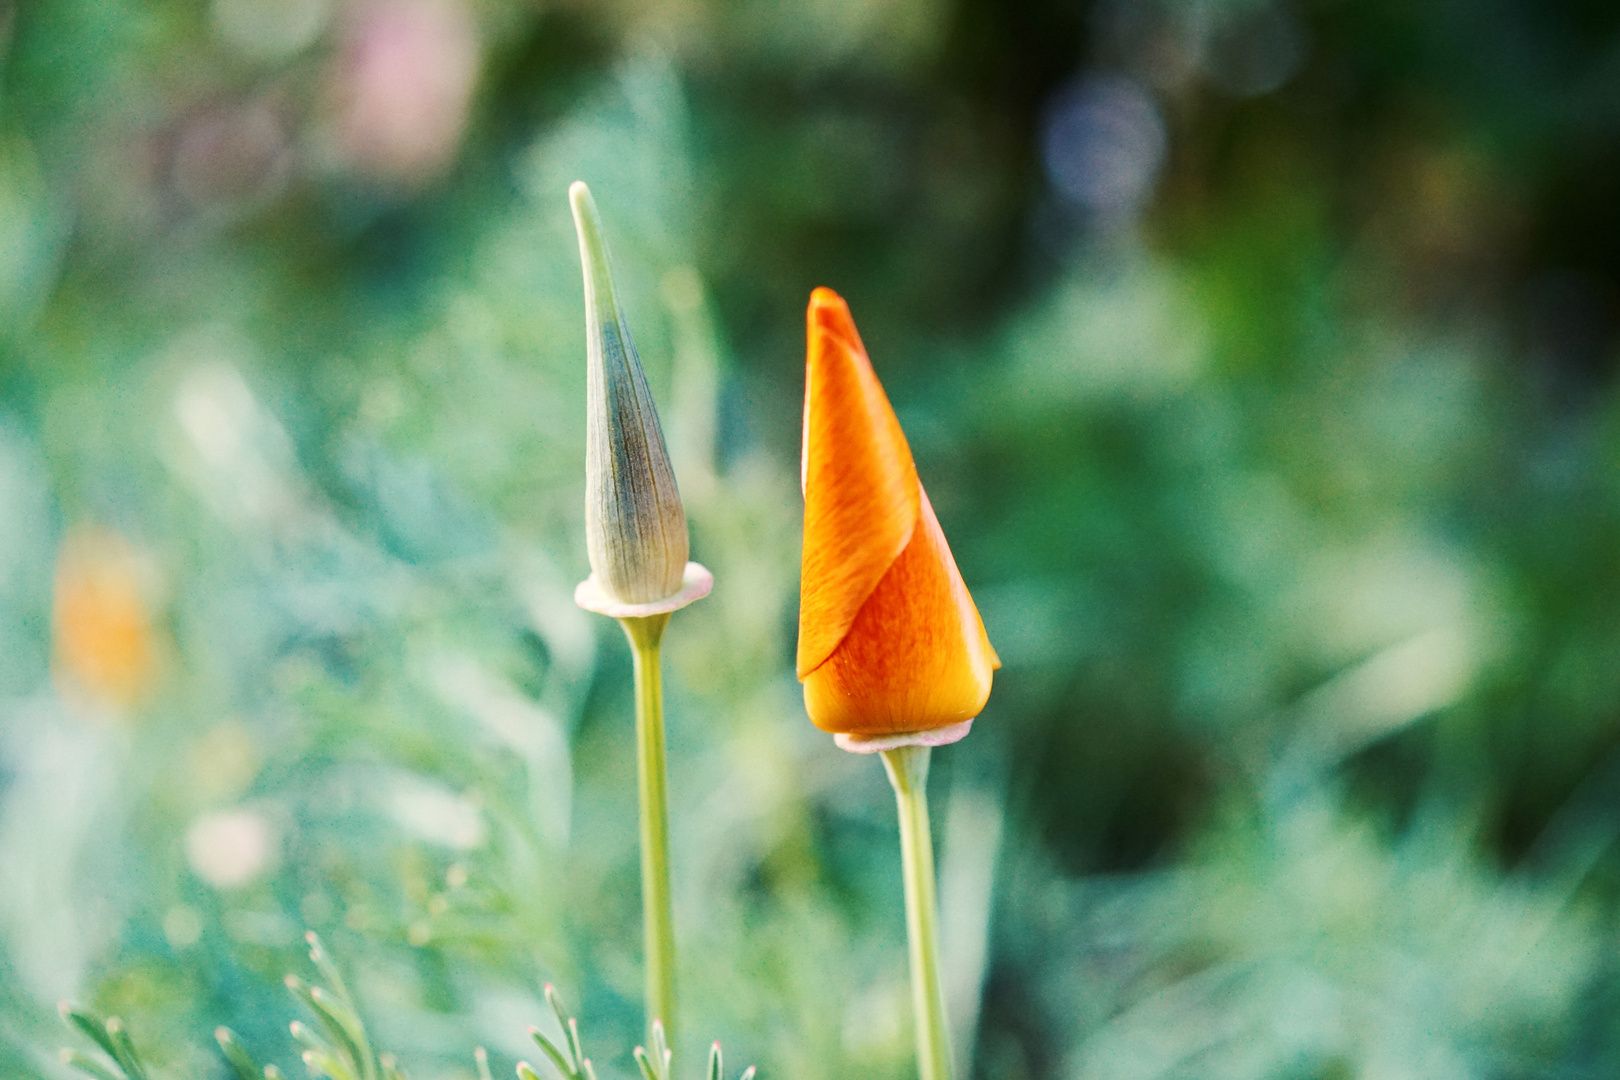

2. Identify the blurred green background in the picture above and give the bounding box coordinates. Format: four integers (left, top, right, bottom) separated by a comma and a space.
5, 0, 1620, 1077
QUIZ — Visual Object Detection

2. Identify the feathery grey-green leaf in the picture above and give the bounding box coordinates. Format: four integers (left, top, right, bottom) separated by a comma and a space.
59, 1049, 123, 1080
216, 1027, 265, 1080
60, 1003, 122, 1068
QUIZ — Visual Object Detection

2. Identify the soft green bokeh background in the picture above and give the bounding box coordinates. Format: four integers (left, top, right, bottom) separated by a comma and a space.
4, 1, 1620, 1078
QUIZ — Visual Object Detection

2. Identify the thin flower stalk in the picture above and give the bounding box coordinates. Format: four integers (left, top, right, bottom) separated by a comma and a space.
568, 181, 711, 1050
625, 612, 677, 1043
882, 745, 951, 1080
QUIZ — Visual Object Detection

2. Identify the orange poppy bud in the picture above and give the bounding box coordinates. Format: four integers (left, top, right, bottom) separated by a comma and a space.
797, 288, 998, 750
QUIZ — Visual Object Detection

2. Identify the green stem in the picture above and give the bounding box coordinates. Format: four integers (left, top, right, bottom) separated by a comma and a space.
622, 613, 677, 1051
881, 745, 952, 1080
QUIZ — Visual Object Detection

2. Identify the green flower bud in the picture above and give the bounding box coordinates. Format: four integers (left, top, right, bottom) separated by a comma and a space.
569, 182, 710, 616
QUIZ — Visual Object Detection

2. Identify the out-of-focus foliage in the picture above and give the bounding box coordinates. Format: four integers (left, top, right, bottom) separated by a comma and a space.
4, 1, 1620, 1079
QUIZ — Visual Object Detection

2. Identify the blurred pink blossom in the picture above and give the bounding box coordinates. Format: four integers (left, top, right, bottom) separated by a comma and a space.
328, 0, 479, 186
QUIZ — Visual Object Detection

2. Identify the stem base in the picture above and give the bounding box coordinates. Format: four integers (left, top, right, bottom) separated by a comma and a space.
882, 745, 952, 1080
623, 615, 677, 1051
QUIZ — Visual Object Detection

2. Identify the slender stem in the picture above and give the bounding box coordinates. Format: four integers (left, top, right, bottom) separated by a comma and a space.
882, 745, 952, 1080
622, 613, 677, 1052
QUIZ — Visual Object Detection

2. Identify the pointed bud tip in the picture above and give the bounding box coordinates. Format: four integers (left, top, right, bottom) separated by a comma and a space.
568, 181, 593, 217
809, 285, 843, 309
808, 287, 859, 346
811, 285, 863, 329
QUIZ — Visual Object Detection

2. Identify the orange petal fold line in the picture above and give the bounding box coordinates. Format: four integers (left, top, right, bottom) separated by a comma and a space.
797, 288, 999, 737
797, 287, 919, 678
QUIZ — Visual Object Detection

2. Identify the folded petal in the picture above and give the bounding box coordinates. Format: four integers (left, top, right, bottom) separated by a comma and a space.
803, 486, 998, 734
797, 288, 921, 677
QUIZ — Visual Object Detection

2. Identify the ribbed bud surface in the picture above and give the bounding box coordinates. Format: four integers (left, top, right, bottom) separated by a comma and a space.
570, 181, 689, 605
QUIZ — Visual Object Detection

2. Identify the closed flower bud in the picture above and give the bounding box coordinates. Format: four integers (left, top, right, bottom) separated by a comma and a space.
797, 288, 998, 751
569, 182, 710, 618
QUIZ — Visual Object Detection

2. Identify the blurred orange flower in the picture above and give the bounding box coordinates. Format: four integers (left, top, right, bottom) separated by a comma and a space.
52, 527, 159, 715
797, 288, 998, 744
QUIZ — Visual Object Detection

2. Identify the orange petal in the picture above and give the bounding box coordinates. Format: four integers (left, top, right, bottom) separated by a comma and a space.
797, 288, 920, 678
803, 485, 999, 735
